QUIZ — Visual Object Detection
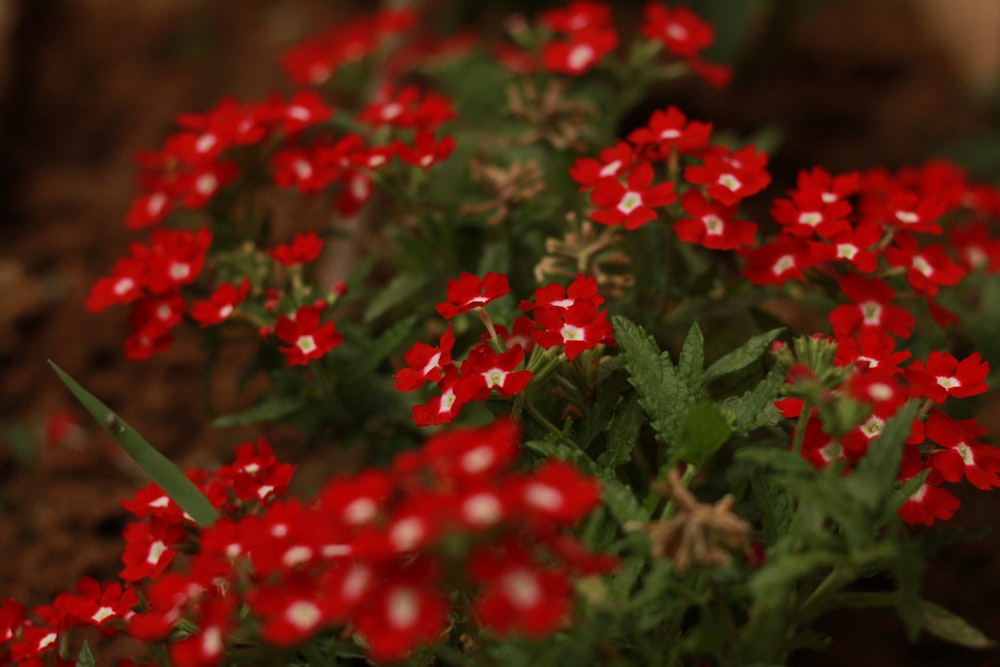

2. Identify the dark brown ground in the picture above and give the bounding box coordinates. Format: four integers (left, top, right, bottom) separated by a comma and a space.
0, 1, 998, 665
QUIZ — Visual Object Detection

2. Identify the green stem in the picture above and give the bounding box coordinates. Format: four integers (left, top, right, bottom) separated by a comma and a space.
525, 400, 564, 439
791, 402, 813, 454
798, 565, 857, 620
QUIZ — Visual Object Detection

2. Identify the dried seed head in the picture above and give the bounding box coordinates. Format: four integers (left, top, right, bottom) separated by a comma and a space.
628, 469, 750, 573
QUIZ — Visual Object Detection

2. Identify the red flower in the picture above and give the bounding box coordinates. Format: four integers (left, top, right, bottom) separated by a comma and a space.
190, 279, 250, 327
267, 231, 325, 266
771, 189, 852, 238
395, 131, 457, 169
55, 577, 138, 630
674, 189, 757, 250
353, 562, 449, 663
641, 3, 714, 58
516, 460, 602, 525
459, 343, 533, 400
542, 28, 618, 76
120, 518, 186, 582
274, 304, 343, 366
627, 106, 712, 158
905, 351, 989, 403
540, 1, 613, 33
897, 452, 960, 526
435, 272, 511, 319
684, 145, 771, 206
270, 148, 336, 193
812, 221, 883, 273
468, 542, 572, 638
926, 411, 1000, 490
827, 274, 915, 339
412, 367, 470, 426
569, 141, 635, 190
884, 234, 966, 297
740, 236, 812, 286
589, 162, 676, 229
796, 166, 859, 203
533, 304, 613, 360
394, 324, 456, 391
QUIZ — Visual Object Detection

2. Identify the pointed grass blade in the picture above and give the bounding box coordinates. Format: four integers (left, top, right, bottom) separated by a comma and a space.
49, 361, 218, 527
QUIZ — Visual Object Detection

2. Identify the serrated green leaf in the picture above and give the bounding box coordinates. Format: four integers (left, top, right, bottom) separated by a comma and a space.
605, 395, 644, 468
612, 316, 694, 447
675, 401, 732, 467
50, 362, 218, 527
363, 272, 429, 323
918, 601, 995, 648
720, 363, 787, 434
703, 328, 784, 385
212, 395, 307, 427
677, 322, 705, 393
342, 315, 417, 382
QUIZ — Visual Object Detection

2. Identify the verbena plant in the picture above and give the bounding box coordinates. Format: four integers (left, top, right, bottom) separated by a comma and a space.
7, 2, 1000, 665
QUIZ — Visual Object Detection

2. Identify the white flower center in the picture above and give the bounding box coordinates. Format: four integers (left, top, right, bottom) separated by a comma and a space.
286, 601, 322, 631
169, 262, 191, 281
461, 445, 495, 474
195, 173, 218, 196
91, 606, 115, 624
439, 388, 457, 413
525, 482, 563, 511
343, 497, 377, 525
618, 191, 643, 214
387, 588, 420, 629
912, 256, 934, 277
718, 173, 742, 192
837, 244, 858, 259
287, 105, 311, 121
936, 375, 960, 390
147, 540, 168, 565
485, 368, 508, 388
503, 569, 542, 608
462, 493, 502, 525
296, 335, 317, 354
703, 215, 724, 235
567, 44, 596, 70
861, 302, 882, 325
282, 545, 313, 568
389, 517, 425, 551
560, 323, 586, 342
772, 255, 795, 275
798, 211, 823, 227
599, 160, 622, 177
895, 210, 919, 224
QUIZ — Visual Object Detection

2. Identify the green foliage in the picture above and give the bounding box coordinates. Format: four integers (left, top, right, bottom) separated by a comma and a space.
50, 362, 218, 527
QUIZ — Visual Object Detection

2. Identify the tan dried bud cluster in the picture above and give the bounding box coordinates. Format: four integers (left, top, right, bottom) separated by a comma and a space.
535, 213, 634, 298
627, 469, 750, 573
461, 159, 547, 227
504, 79, 595, 152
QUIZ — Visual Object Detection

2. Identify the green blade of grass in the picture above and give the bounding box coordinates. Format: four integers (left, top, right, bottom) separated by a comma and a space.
49, 361, 218, 527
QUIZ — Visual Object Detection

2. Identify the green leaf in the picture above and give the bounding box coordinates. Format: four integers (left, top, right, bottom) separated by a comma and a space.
720, 363, 787, 434
677, 322, 705, 393
612, 316, 695, 446
605, 395, 644, 468
363, 272, 429, 323
342, 315, 417, 382
703, 327, 784, 385
675, 401, 732, 468
918, 601, 995, 648
50, 362, 218, 527
847, 401, 920, 514
76, 642, 96, 667
212, 395, 307, 427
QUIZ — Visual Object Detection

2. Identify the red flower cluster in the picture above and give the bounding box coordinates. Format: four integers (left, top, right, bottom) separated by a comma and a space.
539, 1, 618, 76
398, 273, 613, 426
115, 420, 611, 665
572, 104, 768, 243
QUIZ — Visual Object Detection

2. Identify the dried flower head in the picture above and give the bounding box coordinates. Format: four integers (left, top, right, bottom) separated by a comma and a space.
627, 469, 750, 572
505, 79, 595, 151
536, 212, 634, 298
462, 159, 546, 226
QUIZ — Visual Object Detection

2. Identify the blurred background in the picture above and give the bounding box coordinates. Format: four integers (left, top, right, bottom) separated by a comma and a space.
0, 0, 998, 664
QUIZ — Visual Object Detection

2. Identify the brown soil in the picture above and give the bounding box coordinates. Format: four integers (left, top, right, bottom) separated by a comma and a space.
0, 1, 998, 665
